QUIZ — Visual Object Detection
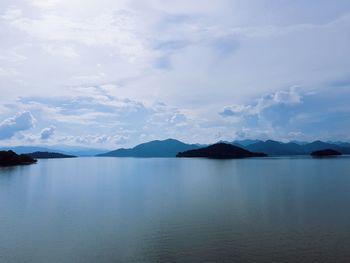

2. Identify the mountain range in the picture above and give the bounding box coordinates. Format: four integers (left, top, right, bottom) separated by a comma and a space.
26, 152, 77, 159
2, 139, 350, 158
98, 139, 202, 157
0, 145, 107, 157
242, 140, 350, 156
97, 138, 350, 157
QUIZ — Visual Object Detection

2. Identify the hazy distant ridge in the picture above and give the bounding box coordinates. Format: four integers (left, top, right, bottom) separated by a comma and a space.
243, 140, 350, 156
99, 139, 350, 157
98, 139, 202, 157
26, 151, 76, 159
2, 139, 350, 158
0, 146, 108, 157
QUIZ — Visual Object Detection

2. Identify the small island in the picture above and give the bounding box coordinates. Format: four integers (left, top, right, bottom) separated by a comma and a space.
0, 150, 37, 167
176, 143, 267, 159
26, 151, 77, 159
311, 149, 342, 157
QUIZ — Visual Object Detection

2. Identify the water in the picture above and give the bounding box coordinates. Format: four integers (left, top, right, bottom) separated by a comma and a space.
1, 157, 350, 263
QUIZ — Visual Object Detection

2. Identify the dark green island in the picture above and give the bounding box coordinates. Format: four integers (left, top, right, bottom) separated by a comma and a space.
176, 143, 267, 159
311, 149, 342, 157
0, 150, 37, 167
26, 151, 77, 159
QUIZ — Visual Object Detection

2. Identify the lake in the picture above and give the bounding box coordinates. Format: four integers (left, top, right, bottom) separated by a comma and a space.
1, 157, 350, 263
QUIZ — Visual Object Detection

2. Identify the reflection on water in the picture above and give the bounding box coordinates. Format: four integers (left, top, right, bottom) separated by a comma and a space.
1, 157, 350, 263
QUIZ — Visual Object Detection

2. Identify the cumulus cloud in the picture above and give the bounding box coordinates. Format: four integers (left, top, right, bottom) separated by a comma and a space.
73, 134, 129, 146
15, 86, 195, 143
218, 88, 305, 141
272, 87, 302, 105
0, 111, 36, 140
220, 87, 302, 118
113, 135, 129, 145
219, 104, 252, 117
40, 125, 56, 140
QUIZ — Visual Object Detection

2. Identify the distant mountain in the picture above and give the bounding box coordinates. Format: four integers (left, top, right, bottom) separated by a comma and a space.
302, 141, 335, 153
0, 146, 54, 154
302, 141, 350, 154
26, 152, 76, 159
176, 143, 267, 159
290, 140, 309, 145
98, 139, 202, 157
326, 141, 350, 148
48, 145, 108, 156
245, 140, 305, 155
0, 146, 108, 157
338, 142, 350, 148
311, 149, 342, 157
2, 140, 350, 158
0, 151, 37, 167
232, 139, 263, 147
245, 140, 350, 155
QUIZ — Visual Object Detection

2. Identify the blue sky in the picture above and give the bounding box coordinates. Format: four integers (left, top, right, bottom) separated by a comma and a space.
1, 0, 350, 148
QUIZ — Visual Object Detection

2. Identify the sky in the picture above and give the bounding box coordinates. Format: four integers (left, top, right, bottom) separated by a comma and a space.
1, 0, 350, 149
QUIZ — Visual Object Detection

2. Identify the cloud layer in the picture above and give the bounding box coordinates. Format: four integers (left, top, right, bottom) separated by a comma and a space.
0, 1, 350, 146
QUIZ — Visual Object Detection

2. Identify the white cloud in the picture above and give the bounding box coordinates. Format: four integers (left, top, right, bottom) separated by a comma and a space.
220, 87, 303, 117
0, 67, 18, 76
41, 44, 79, 58
4, 8, 148, 61
31, 0, 62, 9
40, 125, 55, 140
272, 87, 301, 104
0, 111, 36, 140
219, 104, 252, 117
1, 7, 22, 20
0, 1, 350, 144
69, 134, 129, 146
113, 135, 129, 145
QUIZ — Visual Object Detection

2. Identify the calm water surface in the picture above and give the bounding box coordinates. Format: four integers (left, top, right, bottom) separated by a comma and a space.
1, 157, 350, 263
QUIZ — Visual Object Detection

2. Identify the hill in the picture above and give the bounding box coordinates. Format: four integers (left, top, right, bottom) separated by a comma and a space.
26, 152, 76, 159
47, 145, 108, 156
245, 140, 305, 155
0, 146, 107, 157
0, 146, 53, 154
232, 139, 263, 146
0, 151, 37, 167
98, 139, 202, 158
176, 143, 267, 159
245, 140, 350, 156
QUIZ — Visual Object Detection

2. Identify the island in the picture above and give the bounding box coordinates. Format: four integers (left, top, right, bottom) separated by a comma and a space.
176, 143, 267, 159
311, 149, 342, 157
26, 151, 77, 159
0, 150, 37, 167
